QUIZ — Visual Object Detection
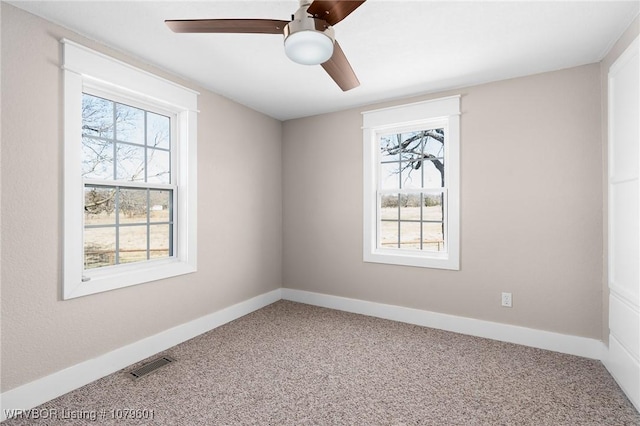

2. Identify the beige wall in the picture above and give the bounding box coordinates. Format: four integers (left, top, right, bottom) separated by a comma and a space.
0, 4, 282, 392
1, 0, 635, 397
283, 64, 604, 339
600, 15, 640, 343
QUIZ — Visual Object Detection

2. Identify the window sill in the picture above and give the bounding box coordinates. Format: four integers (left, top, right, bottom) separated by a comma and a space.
64, 258, 196, 299
364, 249, 459, 270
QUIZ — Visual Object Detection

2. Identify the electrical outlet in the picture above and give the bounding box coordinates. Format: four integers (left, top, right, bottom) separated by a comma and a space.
501, 292, 512, 308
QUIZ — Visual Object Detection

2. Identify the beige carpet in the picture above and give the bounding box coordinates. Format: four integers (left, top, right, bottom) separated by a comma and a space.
5, 300, 639, 425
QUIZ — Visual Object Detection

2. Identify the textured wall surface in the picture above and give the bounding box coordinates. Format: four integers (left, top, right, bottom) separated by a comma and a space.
0, 4, 282, 392
283, 64, 604, 339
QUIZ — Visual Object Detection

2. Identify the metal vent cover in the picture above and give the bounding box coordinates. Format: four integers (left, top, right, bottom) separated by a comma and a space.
128, 355, 176, 379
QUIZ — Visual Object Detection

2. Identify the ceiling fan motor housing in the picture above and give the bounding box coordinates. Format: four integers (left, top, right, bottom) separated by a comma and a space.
164, 0, 363, 90
283, 5, 335, 65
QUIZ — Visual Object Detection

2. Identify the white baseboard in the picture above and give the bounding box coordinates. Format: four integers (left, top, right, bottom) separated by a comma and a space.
281, 288, 606, 360
603, 335, 640, 412
0, 288, 282, 422
1, 287, 610, 423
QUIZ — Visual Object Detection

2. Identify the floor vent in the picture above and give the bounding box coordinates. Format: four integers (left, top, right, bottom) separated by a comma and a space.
128, 356, 176, 379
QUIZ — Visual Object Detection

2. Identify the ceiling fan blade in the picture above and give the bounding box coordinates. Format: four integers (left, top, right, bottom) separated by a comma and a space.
165, 19, 289, 34
321, 41, 360, 91
307, 0, 366, 26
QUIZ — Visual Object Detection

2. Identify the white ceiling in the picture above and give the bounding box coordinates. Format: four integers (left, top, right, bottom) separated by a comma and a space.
7, 1, 639, 121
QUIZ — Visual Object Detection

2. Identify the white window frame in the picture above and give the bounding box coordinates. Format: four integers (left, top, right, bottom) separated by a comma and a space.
362, 96, 460, 270
63, 39, 198, 299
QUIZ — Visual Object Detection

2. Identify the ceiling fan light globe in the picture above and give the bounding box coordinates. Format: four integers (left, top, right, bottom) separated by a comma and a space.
284, 30, 334, 65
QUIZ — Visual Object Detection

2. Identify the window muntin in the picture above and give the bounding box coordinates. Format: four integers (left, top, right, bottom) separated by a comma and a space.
82, 92, 176, 271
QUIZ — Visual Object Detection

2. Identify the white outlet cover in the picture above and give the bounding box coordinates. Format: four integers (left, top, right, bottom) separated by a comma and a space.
501, 292, 513, 308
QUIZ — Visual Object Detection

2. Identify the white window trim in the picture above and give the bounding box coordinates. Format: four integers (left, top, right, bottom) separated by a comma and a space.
362, 96, 460, 270
62, 39, 199, 299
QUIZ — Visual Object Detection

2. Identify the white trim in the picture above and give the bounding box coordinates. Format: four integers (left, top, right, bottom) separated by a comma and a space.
609, 293, 639, 362
362, 95, 461, 128
0, 289, 282, 422
281, 288, 605, 360
605, 34, 640, 413
63, 69, 84, 295
608, 36, 640, 77
363, 96, 460, 270
61, 39, 198, 111
604, 335, 640, 413
62, 40, 198, 299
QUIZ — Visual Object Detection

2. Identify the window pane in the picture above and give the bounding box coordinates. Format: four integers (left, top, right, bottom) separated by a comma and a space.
423, 194, 444, 222
380, 162, 399, 190
423, 160, 445, 188
119, 188, 147, 224
150, 224, 171, 259
380, 135, 400, 162
115, 103, 144, 144
424, 128, 445, 158
82, 94, 113, 139
398, 132, 424, 162
82, 137, 114, 179
399, 221, 421, 249
119, 225, 148, 264
84, 227, 116, 269
400, 195, 421, 220
422, 222, 445, 252
147, 112, 170, 149
400, 162, 422, 189
150, 190, 172, 222
147, 149, 171, 184
84, 186, 116, 225
380, 194, 399, 220
116, 143, 145, 182
380, 221, 398, 248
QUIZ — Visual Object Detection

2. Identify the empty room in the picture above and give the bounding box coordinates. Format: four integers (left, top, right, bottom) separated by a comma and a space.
1, 0, 639, 424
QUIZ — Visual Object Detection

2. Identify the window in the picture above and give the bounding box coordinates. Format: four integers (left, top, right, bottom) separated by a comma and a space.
82, 92, 175, 269
63, 40, 198, 299
363, 96, 460, 270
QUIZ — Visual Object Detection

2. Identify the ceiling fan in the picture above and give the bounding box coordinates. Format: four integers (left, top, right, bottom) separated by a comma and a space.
165, 0, 366, 91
